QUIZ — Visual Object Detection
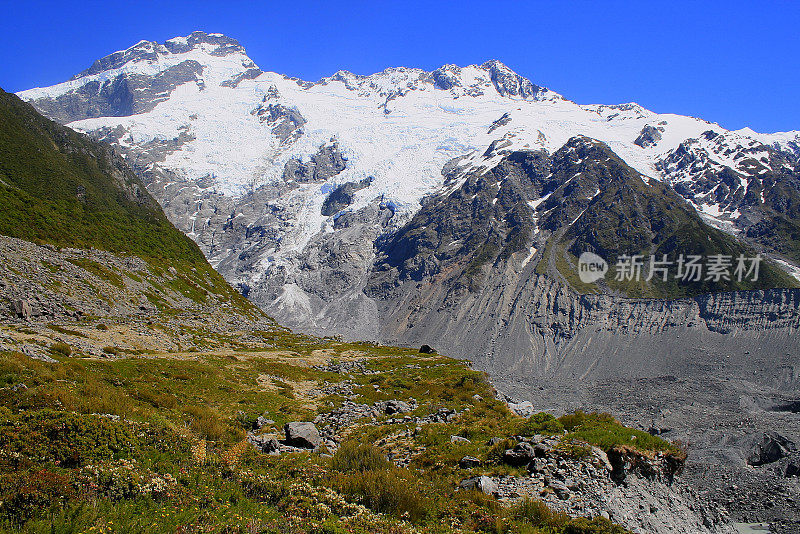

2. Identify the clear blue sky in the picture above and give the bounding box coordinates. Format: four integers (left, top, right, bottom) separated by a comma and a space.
1, 0, 798, 133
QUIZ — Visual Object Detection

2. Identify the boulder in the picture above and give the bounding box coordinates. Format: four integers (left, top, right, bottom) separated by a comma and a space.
248, 434, 280, 454
747, 432, 796, 466
528, 458, 547, 473
547, 478, 570, 499
11, 299, 32, 320
383, 400, 412, 415
451, 435, 471, 444
284, 422, 322, 449
504, 442, 536, 466
534, 443, 553, 458
459, 475, 497, 495
783, 458, 800, 478
459, 456, 481, 468
418, 344, 436, 354
508, 401, 535, 418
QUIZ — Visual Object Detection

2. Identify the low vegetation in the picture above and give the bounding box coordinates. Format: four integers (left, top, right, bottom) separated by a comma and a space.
0, 320, 685, 533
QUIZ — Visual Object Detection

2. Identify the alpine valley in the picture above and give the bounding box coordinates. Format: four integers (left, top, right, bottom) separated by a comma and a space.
6, 31, 800, 532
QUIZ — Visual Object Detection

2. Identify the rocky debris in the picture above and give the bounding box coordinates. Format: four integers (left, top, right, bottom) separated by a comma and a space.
459, 456, 481, 468
313, 358, 369, 374
503, 442, 537, 466
255, 415, 275, 429
459, 475, 497, 496
418, 344, 436, 354
314, 400, 376, 438
634, 124, 664, 148
418, 407, 459, 424
23, 344, 56, 363
308, 380, 355, 398
284, 422, 322, 449
376, 399, 415, 415
488, 434, 733, 533
248, 433, 280, 455
508, 401, 535, 417
747, 432, 797, 466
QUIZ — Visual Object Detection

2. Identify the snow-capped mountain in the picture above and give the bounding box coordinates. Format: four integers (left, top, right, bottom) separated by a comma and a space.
18, 31, 800, 341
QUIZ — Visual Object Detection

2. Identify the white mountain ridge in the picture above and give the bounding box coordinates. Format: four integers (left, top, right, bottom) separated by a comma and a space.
17, 31, 800, 315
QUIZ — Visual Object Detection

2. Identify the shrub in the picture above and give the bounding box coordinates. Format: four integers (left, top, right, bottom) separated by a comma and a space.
518, 412, 564, 436
561, 412, 678, 455
486, 438, 516, 464
563, 516, 631, 533
559, 410, 588, 431
96, 323, 108, 331
334, 468, 427, 521
183, 405, 228, 442
0, 410, 139, 467
331, 442, 390, 473
510, 497, 569, 530
0, 468, 73, 523
49, 342, 72, 357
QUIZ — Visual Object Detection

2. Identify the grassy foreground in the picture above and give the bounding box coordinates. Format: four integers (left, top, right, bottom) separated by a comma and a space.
0, 320, 685, 534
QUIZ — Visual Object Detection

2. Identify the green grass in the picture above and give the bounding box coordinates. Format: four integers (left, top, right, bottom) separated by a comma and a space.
0, 88, 206, 263
0, 341, 648, 533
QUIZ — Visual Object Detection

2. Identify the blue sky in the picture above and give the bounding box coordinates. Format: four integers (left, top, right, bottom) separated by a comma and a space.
1, 0, 798, 132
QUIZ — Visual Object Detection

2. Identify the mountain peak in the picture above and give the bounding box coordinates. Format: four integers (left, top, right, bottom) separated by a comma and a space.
72, 31, 249, 80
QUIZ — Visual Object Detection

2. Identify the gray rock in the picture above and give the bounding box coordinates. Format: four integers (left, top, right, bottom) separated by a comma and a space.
11, 299, 32, 319
634, 124, 664, 148
747, 432, 796, 466
248, 434, 280, 454
507, 401, 535, 417
459, 456, 481, 468
451, 435, 471, 444
284, 421, 322, 449
459, 475, 497, 495
255, 415, 275, 429
504, 442, 536, 466
547, 478, 570, 499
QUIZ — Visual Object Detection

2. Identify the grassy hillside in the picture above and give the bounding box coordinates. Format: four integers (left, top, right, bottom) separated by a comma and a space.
0, 316, 673, 533
0, 88, 203, 263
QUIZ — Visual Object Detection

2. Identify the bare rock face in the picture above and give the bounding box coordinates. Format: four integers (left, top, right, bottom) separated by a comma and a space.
635, 124, 664, 148
284, 422, 322, 449
11, 299, 31, 320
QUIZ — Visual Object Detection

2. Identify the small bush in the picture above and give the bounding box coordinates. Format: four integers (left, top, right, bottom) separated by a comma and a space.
183, 405, 229, 442
561, 412, 679, 455
96, 323, 108, 331
518, 412, 564, 436
49, 342, 72, 357
563, 516, 631, 533
510, 497, 569, 530
0, 468, 73, 523
331, 442, 390, 473
0, 410, 139, 467
559, 410, 588, 431
486, 438, 516, 464
334, 469, 427, 521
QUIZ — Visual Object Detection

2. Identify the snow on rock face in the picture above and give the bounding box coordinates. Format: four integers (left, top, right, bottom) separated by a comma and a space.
16, 32, 800, 333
